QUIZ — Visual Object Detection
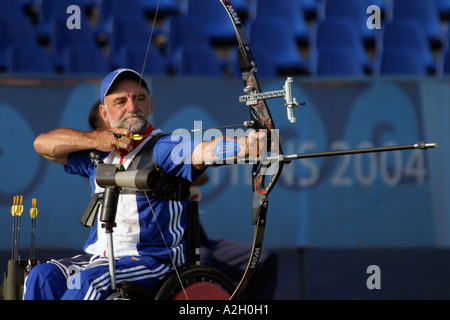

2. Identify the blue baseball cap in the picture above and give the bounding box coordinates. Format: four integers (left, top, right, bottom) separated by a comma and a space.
100, 68, 149, 104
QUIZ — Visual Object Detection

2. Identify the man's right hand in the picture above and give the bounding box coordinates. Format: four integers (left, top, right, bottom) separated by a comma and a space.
34, 127, 134, 165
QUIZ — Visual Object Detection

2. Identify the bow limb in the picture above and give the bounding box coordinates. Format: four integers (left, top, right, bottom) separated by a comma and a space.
220, 0, 284, 299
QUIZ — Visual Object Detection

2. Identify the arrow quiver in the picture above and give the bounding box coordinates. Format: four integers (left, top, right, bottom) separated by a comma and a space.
1, 258, 39, 300
1, 196, 40, 300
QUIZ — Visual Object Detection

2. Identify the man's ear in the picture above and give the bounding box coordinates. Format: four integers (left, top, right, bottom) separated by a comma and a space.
99, 104, 111, 124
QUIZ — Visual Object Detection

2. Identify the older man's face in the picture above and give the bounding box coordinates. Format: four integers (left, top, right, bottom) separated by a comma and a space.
101, 78, 153, 133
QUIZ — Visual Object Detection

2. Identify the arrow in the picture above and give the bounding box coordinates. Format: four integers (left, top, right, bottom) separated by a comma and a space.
30, 198, 38, 258
11, 195, 24, 260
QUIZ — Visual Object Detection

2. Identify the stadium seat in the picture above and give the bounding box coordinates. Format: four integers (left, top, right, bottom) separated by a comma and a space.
167, 4, 234, 76
179, 46, 225, 77
116, 44, 168, 76
299, 0, 320, 19
0, 16, 38, 48
247, 17, 309, 75
61, 45, 110, 74
255, 0, 310, 45
47, 17, 99, 70
108, 17, 152, 60
164, 16, 215, 73
4, 44, 55, 73
311, 18, 371, 74
36, 0, 92, 39
140, 0, 184, 17
436, 0, 450, 19
37, 0, 90, 22
0, 1, 28, 18
375, 49, 427, 76
391, 0, 444, 47
97, 0, 147, 36
185, 0, 237, 45
313, 49, 365, 76
378, 20, 436, 74
319, 0, 378, 45
0, 15, 42, 72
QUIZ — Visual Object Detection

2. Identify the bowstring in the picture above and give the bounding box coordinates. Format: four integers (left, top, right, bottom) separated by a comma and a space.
134, 0, 159, 108
130, 0, 189, 300
123, 148, 188, 300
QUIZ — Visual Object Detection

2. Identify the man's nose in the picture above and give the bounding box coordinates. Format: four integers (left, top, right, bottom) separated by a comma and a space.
125, 99, 137, 113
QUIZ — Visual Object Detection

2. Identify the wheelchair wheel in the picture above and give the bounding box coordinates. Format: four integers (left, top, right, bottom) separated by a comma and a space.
154, 265, 238, 300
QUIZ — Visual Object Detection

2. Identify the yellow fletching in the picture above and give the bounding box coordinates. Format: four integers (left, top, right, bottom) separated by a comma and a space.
30, 208, 38, 219
11, 195, 18, 216
17, 195, 24, 216
30, 198, 38, 219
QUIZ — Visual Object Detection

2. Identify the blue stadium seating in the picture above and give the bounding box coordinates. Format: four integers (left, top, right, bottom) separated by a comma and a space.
37, 0, 90, 22
4, 44, 55, 73
311, 18, 371, 74
47, 17, 99, 71
375, 49, 427, 76
1, 0, 450, 77
97, 0, 147, 36
436, 0, 450, 18
165, 15, 216, 74
179, 46, 225, 76
140, 0, 184, 17
0, 16, 38, 48
378, 20, 436, 74
61, 45, 110, 74
255, 0, 310, 45
247, 17, 309, 75
116, 43, 168, 76
313, 49, 365, 76
319, 0, 378, 44
299, 0, 320, 19
0, 1, 29, 18
392, 0, 444, 47
185, 0, 237, 45
35, 0, 92, 39
108, 17, 152, 62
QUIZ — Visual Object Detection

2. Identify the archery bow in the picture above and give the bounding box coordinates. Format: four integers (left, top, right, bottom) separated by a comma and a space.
218, 0, 438, 300
219, 0, 286, 299
129, 0, 285, 299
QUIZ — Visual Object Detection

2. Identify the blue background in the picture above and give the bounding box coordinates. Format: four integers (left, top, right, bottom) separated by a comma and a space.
0, 75, 447, 253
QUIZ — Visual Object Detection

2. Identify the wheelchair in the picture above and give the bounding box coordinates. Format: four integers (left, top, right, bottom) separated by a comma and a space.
107, 201, 240, 300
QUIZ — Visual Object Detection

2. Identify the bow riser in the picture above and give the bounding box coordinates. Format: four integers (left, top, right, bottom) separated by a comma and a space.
220, 0, 285, 299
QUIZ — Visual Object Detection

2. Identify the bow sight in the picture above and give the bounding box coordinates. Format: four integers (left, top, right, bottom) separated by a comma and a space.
239, 77, 306, 123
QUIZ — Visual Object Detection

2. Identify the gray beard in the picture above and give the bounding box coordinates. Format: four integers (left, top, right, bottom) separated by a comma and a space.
110, 112, 150, 134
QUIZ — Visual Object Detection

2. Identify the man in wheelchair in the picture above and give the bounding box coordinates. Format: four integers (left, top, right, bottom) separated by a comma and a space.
25, 68, 265, 300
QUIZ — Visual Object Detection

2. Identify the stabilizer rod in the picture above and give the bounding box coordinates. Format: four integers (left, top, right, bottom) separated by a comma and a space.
205, 142, 438, 166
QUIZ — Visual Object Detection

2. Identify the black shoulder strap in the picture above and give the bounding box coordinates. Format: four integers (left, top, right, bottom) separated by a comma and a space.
81, 134, 193, 226
124, 134, 192, 200
127, 134, 163, 171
